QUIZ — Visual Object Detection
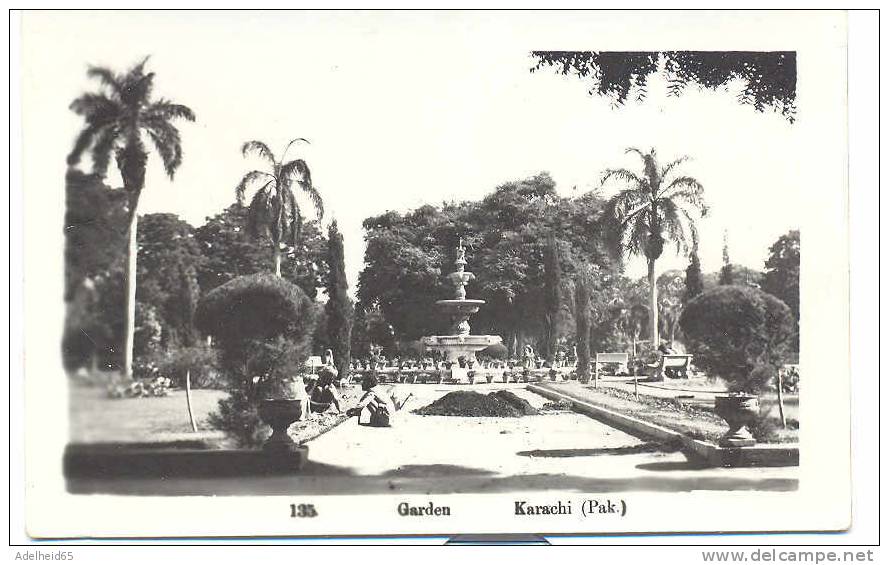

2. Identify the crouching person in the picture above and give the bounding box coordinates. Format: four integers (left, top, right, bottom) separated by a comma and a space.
346, 374, 397, 427
308, 368, 342, 414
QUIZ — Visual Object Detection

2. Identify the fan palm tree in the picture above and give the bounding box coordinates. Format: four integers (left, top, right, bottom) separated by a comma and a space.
602, 147, 707, 349
68, 57, 195, 378
235, 139, 323, 277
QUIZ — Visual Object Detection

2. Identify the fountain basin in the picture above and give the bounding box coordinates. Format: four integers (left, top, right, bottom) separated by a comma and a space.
421, 334, 502, 364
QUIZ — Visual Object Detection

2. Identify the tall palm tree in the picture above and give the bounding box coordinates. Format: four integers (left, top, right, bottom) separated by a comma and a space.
602, 147, 707, 349
235, 139, 323, 277
68, 57, 195, 378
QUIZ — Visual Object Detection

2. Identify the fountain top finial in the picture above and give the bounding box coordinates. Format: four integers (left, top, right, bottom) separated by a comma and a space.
455, 237, 466, 264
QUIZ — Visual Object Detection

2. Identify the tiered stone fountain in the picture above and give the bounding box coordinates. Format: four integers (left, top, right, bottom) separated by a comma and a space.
422, 239, 502, 382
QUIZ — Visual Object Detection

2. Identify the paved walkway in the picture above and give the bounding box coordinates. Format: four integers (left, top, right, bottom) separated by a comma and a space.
68, 383, 797, 496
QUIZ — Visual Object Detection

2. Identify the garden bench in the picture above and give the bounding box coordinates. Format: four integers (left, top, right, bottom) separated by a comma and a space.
648, 354, 693, 380
594, 352, 629, 381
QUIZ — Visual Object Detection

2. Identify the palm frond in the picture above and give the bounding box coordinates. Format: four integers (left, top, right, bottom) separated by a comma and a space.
86, 66, 123, 95
68, 122, 103, 166
660, 176, 708, 216
662, 175, 704, 195
609, 186, 649, 218
624, 213, 651, 258
281, 159, 323, 218
282, 187, 303, 245
235, 170, 274, 205
246, 180, 274, 238
113, 57, 155, 107
659, 155, 689, 179
123, 56, 151, 81
241, 140, 276, 166
601, 167, 645, 189
144, 122, 182, 178
658, 199, 694, 255
69, 93, 121, 124
604, 190, 651, 261
145, 99, 196, 122
624, 147, 647, 161
90, 125, 120, 176
279, 137, 310, 163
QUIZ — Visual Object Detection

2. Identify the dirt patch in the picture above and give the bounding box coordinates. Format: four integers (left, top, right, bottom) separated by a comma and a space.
414, 390, 538, 417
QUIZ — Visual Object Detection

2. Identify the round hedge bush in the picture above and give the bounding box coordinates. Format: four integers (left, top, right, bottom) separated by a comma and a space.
195, 273, 314, 344
195, 274, 316, 447
679, 285, 795, 394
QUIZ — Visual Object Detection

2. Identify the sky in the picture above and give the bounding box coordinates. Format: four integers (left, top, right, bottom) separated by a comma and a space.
26, 11, 801, 290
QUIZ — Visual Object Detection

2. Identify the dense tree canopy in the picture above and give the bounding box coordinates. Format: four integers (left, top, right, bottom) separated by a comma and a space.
195, 203, 328, 299
531, 51, 797, 122
357, 173, 613, 353
64, 169, 127, 300
136, 213, 203, 348
761, 230, 800, 320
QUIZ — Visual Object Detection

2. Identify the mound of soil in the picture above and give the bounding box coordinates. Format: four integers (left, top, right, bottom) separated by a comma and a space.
414, 390, 538, 417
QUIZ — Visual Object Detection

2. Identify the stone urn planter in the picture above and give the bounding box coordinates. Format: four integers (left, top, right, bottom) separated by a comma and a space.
714, 394, 760, 447
258, 376, 308, 453
258, 399, 305, 452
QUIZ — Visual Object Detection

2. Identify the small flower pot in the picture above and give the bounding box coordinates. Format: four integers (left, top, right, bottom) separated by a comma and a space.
258, 399, 304, 453
713, 394, 759, 447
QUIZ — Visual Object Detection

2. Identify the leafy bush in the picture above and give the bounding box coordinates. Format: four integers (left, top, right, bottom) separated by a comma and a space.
207, 388, 268, 447
133, 356, 161, 381
157, 345, 222, 389
478, 342, 508, 360
195, 274, 316, 446
679, 285, 795, 394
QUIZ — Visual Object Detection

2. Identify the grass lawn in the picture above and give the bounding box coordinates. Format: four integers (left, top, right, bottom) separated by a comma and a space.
69, 383, 228, 444
69, 381, 363, 447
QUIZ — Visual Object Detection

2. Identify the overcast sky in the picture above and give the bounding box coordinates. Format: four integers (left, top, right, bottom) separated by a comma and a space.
27, 11, 801, 290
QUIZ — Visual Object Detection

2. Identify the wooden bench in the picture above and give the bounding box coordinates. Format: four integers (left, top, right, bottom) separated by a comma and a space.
594, 352, 629, 380
648, 354, 693, 380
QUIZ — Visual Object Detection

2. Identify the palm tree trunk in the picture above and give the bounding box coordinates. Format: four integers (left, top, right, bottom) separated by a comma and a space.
648, 258, 659, 347
123, 209, 138, 378
273, 245, 282, 277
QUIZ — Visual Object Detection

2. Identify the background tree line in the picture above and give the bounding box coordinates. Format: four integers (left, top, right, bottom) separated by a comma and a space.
62, 169, 332, 373
356, 172, 800, 361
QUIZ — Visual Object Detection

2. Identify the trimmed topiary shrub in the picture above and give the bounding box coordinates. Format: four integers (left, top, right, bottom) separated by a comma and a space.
195, 273, 316, 447
679, 285, 795, 394
195, 273, 315, 344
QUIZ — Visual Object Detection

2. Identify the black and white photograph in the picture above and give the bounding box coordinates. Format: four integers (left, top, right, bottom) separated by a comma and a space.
13, 9, 861, 542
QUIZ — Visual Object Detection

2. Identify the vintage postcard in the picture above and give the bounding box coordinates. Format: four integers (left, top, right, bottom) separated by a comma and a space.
18, 9, 850, 539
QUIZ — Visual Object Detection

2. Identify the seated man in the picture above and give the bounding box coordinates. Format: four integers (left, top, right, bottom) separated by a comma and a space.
346, 374, 394, 427
346, 374, 408, 427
